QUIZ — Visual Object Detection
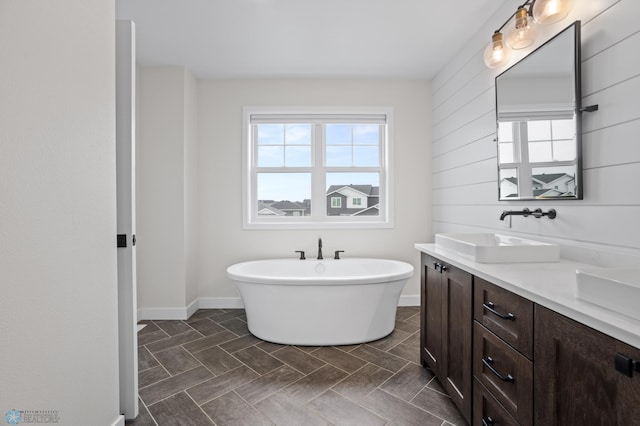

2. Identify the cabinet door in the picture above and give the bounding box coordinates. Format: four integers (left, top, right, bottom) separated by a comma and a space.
441, 263, 473, 423
421, 255, 442, 374
535, 305, 640, 425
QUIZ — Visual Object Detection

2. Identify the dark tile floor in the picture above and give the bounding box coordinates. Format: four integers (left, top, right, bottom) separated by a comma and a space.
128, 307, 467, 426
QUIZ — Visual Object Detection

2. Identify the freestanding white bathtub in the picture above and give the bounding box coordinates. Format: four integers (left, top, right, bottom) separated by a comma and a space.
226, 258, 414, 346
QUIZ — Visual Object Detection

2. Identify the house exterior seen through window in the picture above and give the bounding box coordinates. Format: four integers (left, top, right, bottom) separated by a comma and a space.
243, 108, 393, 229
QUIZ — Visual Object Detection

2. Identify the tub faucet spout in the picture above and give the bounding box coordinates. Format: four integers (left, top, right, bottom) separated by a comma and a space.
317, 238, 323, 260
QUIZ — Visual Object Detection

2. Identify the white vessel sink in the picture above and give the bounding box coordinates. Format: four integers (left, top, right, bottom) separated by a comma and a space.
435, 233, 560, 263
576, 268, 640, 321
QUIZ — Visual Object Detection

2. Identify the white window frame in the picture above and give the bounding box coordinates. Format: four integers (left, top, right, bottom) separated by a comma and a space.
242, 107, 394, 229
331, 197, 342, 209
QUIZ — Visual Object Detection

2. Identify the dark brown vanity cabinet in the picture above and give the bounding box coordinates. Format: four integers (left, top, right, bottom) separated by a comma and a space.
473, 278, 533, 425
534, 305, 640, 426
420, 253, 640, 425
420, 253, 473, 423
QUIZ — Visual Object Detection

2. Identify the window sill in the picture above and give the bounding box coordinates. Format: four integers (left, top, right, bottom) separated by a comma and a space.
243, 220, 394, 230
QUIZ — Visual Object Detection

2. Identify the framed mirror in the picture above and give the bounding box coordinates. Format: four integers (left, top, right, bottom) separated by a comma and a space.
496, 21, 582, 200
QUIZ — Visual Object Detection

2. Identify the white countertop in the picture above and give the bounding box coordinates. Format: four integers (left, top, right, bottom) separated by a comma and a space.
415, 243, 640, 349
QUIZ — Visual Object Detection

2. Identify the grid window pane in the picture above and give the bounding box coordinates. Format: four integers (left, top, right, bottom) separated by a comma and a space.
325, 124, 379, 167
248, 111, 389, 227
257, 173, 310, 216
257, 124, 312, 167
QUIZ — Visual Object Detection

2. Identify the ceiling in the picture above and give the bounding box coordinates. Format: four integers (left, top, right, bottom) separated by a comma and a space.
115, 0, 506, 80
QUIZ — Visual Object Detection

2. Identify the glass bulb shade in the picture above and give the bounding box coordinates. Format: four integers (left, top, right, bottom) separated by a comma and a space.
506, 9, 537, 49
484, 32, 512, 68
532, 0, 576, 25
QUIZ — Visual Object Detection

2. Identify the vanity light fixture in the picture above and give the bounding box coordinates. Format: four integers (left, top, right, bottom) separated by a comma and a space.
506, 7, 537, 49
532, 0, 576, 24
483, 0, 575, 68
483, 31, 512, 68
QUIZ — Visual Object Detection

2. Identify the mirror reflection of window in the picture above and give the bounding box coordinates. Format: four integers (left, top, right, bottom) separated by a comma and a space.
526, 119, 576, 163
498, 122, 515, 164
499, 168, 519, 198
495, 21, 582, 200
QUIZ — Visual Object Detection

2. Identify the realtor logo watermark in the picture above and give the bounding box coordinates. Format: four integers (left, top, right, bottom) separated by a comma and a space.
5, 409, 60, 424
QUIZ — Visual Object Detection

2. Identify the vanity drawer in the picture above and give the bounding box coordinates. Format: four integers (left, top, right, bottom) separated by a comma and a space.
473, 378, 519, 426
474, 278, 533, 359
474, 322, 533, 426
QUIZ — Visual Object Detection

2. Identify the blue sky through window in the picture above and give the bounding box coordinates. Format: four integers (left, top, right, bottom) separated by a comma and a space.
256, 124, 381, 202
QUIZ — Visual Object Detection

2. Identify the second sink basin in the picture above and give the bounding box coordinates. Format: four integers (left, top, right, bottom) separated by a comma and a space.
435, 233, 560, 263
576, 268, 640, 321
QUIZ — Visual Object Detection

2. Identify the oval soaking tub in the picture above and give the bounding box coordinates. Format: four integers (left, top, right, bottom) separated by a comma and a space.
227, 258, 414, 346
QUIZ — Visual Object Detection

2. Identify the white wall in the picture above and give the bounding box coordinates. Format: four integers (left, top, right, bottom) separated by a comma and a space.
137, 66, 199, 318
0, 1, 121, 424
197, 79, 431, 304
431, 0, 640, 265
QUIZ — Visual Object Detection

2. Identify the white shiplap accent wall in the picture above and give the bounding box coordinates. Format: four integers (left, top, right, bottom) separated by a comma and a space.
431, 0, 640, 265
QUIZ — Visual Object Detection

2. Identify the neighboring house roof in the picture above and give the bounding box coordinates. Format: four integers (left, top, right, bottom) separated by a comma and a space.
257, 202, 286, 216
503, 173, 573, 186
534, 188, 563, 197
351, 205, 380, 216
271, 200, 306, 211
504, 177, 518, 185
326, 184, 376, 197
532, 173, 571, 184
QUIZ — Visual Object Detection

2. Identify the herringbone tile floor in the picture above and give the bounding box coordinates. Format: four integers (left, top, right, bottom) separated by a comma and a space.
127, 307, 467, 426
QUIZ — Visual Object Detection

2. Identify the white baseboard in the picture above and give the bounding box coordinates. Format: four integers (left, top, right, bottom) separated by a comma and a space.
398, 294, 420, 306
198, 297, 245, 309
111, 415, 125, 426
137, 306, 190, 321
138, 295, 418, 320
186, 298, 200, 318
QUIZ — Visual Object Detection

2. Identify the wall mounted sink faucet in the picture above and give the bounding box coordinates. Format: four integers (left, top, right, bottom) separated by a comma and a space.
500, 208, 556, 221
317, 237, 323, 260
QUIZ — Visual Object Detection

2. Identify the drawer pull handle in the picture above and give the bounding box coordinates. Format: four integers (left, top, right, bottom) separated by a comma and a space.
483, 301, 515, 320
482, 356, 515, 383
482, 417, 494, 426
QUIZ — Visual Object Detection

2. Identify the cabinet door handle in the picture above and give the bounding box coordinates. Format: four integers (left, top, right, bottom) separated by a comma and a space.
482, 417, 494, 426
483, 301, 515, 320
439, 264, 448, 272
482, 356, 515, 383
615, 352, 640, 377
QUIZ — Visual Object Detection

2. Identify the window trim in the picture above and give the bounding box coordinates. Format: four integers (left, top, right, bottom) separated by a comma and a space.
242, 106, 394, 230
